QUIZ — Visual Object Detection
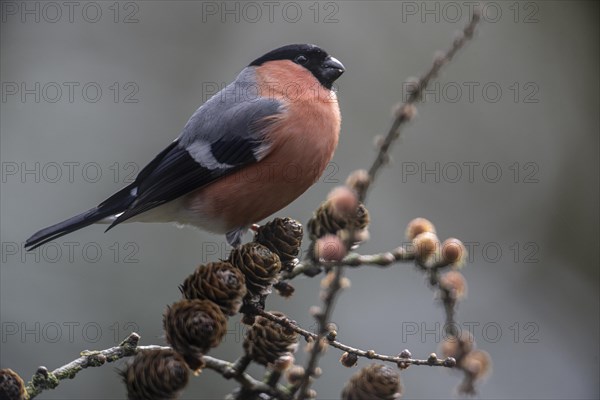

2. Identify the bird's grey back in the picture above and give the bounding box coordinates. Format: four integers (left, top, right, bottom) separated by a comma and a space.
178, 67, 283, 147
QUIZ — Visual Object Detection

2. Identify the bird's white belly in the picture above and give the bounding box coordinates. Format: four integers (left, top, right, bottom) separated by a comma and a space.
117, 196, 230, 234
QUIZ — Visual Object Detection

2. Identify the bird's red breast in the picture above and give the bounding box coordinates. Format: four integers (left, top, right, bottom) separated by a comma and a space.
183, 60, 341, 232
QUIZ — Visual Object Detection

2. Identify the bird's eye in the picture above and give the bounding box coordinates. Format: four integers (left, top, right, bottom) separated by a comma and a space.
294, 55, 308, 65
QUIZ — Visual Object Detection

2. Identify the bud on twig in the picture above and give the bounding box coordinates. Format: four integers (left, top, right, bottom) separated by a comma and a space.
339, 352, 358, 368
286, 365, 305, 386
398, 349, 412, 359
345, 169, 370, 196
412, 232, 440, 262
405, 217, 436, 241
327, 187, 359, 219
321, 271, 351, 291
462, 350, 492, 381
273, 281, 296, 298
441, 238, 467, 267
440, 330, 474, 360
314, 235, 347, 262
427, 353, 438, 364
440, 270, 467, 301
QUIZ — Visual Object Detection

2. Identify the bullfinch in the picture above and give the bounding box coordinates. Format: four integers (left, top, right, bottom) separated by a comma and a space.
25, 44, 345, 250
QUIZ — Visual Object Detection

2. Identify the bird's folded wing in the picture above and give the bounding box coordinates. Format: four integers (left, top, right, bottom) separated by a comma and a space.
107, 98, 283, 229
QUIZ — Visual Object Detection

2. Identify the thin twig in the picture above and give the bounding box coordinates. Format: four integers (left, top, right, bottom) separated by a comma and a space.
254, 309, 455, 368
362, 9, 481, 202
204, 356, 291, 400
281, 246, 415, 280
424, 266, 478, 394
294, 10, 481, 399
295, 265, 344, 399
24, 333, 291, 400
25, 332, 142, 399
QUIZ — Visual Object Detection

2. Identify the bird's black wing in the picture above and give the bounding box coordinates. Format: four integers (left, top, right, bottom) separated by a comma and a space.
106, 97, 282, 230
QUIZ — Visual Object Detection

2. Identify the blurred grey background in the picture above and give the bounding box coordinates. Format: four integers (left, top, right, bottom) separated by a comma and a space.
1, 1, 598, 399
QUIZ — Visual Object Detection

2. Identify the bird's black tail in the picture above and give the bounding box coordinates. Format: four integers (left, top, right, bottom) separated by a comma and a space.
24, 184, 137, 251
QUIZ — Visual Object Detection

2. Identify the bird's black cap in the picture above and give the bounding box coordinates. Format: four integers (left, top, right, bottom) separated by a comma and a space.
249, 44, 345, 89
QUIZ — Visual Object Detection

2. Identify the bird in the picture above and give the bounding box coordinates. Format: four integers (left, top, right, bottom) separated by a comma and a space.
25, 44, 345, 250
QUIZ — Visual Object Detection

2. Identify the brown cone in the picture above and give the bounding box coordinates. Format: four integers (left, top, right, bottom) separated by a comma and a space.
341, 364, 402, 400
273, 281, 295, 298
180, 261, 247, 316
307, 201, 370, 241
0, 369, 26, 400
243, 311, 298, 366
163, 299, 227, 370
121, 349, 189, 400
229, 243, 281, 297
255, 218, 303, 271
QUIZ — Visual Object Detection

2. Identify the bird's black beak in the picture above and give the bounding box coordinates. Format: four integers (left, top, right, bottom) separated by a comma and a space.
320, 56, 345, 88
323, 56, 345, 73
